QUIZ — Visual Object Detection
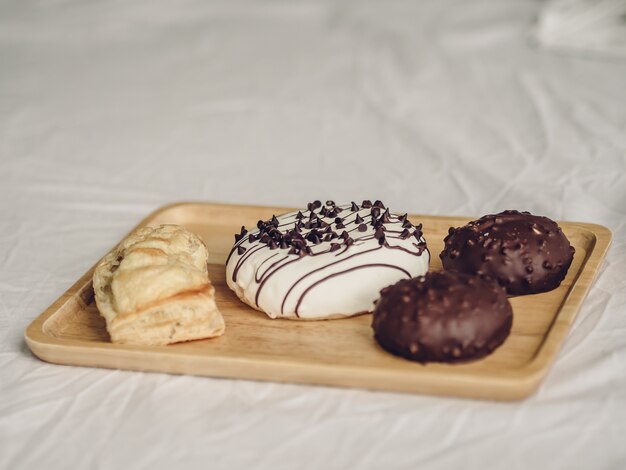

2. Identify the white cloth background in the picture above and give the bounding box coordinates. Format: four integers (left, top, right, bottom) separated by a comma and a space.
1, 1, 625, 469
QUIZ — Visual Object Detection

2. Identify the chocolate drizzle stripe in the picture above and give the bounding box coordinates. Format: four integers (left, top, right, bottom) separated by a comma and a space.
254, 253, 286, 282
294, 264, 412, 316
279, 246, 383, 315
334, 234, 425, 256
231, 244, 266, 282
263, 235, 426, 314
253, 257, 302, 307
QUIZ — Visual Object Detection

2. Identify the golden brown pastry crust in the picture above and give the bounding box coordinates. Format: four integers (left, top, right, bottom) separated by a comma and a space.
93, 225, 225, 345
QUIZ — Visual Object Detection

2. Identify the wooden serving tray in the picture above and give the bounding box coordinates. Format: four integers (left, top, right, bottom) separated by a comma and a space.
25, 202, 612, 400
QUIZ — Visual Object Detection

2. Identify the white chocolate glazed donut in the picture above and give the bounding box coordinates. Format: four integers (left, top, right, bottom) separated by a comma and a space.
226, 200, 429, 320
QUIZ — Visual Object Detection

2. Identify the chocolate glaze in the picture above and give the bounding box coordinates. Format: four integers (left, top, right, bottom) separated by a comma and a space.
226, 200, 429, 318
439, 210, 575, 295
372, 271, 513, 363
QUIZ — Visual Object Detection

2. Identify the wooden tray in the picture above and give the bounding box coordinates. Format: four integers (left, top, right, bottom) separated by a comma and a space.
25, 202, 612, 400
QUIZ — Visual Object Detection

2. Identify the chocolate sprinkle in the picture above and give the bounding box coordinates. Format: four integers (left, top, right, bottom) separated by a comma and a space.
381, 209, 391, 223
228, 199, 429, 264
234, 226, 248, 242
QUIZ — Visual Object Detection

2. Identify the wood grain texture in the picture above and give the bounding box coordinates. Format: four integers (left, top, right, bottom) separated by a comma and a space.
25, 202, 612, 400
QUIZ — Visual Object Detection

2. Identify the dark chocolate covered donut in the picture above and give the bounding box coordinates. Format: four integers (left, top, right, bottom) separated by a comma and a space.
372, 271, 512, 364
440, 210, 575, 295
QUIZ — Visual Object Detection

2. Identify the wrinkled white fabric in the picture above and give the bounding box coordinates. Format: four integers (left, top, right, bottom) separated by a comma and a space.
535, 0, 626, 57
1, 1, 625, 469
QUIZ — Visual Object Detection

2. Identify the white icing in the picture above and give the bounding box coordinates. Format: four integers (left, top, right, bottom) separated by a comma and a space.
226, 203, 429, 320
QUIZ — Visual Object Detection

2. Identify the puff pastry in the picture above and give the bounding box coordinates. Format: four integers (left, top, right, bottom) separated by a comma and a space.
93, 224, 225, 345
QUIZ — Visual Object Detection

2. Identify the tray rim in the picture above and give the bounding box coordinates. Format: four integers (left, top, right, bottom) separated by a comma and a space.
24, 201, 613, 400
